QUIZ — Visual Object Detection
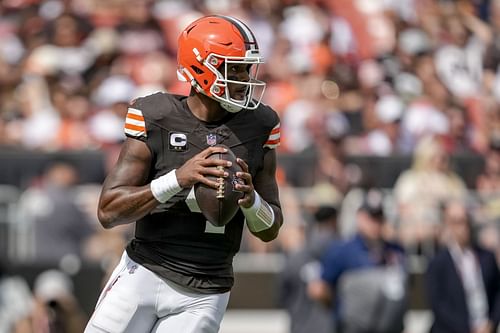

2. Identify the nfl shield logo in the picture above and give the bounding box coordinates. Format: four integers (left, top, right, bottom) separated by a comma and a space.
206, 133, 217, 146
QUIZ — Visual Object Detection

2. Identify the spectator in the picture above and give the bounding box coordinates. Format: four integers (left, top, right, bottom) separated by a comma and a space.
316, 110, 352, 192
442, 102, 474, 154
26, 13, 95, 76
363, 94, 405, 156
49, 83, 95, 150
88, 74, 137, 146
434, 12, 484, 100
399, 55, 451, 152
308, 189, 407, 333
32, 269, 88, 333
7, 75, 60, 149
116, 0, 163, 57
477, 138, 500, 196
0, 263, 34, 333
394, 135, 467, 256
425, 200, 500, 333
77, 183, 132, 282
17, 160, 94, 264
475, 139, 500, 262
277, 205, 339, 333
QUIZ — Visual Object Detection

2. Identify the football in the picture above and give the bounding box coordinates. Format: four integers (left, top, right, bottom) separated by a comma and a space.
195, 145, 245, 226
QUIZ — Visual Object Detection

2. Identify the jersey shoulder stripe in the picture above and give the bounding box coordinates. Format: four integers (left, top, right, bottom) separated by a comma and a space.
252, 103, 281, 149
264, 122, 280, 149
125, 107, 146, 138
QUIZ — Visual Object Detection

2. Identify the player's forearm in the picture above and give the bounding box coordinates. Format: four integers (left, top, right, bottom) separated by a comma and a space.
98, 185, 160, 228
243, 195, 282, 242
258, 204, 282, 241
251, 210, 281, 241
99, 170, 182, 228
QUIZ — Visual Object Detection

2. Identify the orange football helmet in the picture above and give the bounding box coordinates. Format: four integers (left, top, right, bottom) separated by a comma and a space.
177, 15, 265, 113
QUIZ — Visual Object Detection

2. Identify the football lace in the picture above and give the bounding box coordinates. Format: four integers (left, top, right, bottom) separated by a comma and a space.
216, 165, 225, 199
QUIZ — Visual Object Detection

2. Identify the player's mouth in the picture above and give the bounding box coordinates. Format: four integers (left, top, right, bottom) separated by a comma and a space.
232, 87, 248, 101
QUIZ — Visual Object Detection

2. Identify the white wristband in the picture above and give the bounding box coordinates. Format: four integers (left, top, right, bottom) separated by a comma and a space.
150, 169, 182, 203
242, 191, 275, 233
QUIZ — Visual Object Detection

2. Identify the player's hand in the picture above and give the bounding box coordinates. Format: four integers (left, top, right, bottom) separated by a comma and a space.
176, 146, 231, 189
235, 158, 255, 208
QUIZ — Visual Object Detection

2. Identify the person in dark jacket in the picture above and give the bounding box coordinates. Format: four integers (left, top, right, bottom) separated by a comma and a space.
309, 189, 407, 333
278, 205, 339, 333
426, 200, 500, 333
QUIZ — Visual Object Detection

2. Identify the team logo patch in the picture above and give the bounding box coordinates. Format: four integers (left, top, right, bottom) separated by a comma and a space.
206, 133, 217, 146
169, 132, 188, 151
232, 176, 244, 193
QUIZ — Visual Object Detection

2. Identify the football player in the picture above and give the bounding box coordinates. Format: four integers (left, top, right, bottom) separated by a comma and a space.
85, 15, 283, 333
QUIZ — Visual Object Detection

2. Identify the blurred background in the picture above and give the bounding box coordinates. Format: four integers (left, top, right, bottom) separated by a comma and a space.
2, 0, 500, 332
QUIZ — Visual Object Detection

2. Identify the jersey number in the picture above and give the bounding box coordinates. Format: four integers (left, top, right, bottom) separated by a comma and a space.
185, 187, 226, 234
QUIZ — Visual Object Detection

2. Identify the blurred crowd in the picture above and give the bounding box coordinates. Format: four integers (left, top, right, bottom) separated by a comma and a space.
4, 0, 500, 332
1, 0, 500, 153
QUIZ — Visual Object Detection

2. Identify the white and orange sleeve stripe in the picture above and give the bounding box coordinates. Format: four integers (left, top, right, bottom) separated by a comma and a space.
263, 123, 280, 149
124, 107, 147, 138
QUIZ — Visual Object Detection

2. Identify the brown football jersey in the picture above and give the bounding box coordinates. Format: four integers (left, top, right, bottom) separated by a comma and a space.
123, 92, 280, 293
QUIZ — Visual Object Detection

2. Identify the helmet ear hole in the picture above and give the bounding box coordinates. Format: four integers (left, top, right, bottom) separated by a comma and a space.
204, 80, 208, 85
210, 57, 219, 66
191, 65, 204, 74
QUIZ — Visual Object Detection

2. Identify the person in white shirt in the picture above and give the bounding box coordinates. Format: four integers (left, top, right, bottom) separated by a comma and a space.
426, 200, 500, 333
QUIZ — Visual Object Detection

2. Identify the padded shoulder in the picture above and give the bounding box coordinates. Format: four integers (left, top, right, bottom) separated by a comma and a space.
131, 92, 186, 122
251, 103, 280, 129
251, 104, 280, 149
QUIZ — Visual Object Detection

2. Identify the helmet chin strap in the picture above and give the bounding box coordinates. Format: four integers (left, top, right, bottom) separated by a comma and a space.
204, 84, 245, 113
219, 100, 243, 113
213, 85, 248, 113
